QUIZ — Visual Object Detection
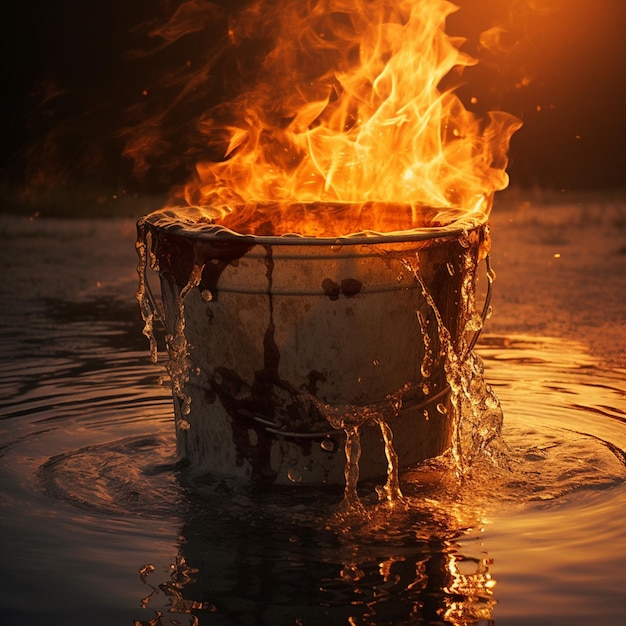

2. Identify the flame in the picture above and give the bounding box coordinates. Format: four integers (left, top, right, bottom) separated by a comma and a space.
156, 0, 522, 236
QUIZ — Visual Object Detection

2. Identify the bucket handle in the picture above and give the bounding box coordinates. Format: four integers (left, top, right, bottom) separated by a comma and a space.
239, 385, 451, 440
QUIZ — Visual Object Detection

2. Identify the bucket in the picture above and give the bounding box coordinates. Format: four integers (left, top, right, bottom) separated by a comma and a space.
138, 208, 489, 485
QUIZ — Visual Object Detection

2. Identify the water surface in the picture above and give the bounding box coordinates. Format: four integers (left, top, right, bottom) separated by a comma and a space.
0, 212, 624, 625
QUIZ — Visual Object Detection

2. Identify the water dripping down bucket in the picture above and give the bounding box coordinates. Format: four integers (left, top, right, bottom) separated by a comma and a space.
137, 205, 491, 486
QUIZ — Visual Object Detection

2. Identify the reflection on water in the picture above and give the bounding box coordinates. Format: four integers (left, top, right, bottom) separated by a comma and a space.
132, 496, 497, 626
0, 217, 625, 625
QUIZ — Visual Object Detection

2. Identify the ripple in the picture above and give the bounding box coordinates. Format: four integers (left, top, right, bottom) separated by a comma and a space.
471, 334, 626, 507
4, 333, 621, 529
37, 434, 181, 519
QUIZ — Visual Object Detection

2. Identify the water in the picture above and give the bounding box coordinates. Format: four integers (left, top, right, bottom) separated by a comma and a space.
1, 210, 625, 625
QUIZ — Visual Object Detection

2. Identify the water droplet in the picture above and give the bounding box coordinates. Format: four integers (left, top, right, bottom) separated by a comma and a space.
447, 262, 455, 276
423, 409, 430, 421
139, 564, 155, 578
287, 468, 302, 483
321, 438, 335, 452
201, 289, 213, 302
486, 305, 493, 320
373, 359, 380, 366
177, 418, 191, 430
465, 312, 483, 332
487, 267, 497, 284
422, 383, 430, 395
340, 563, 365, 582
436, 403, 448, 415
486, 395, 500, 410
357, 377, 363, 383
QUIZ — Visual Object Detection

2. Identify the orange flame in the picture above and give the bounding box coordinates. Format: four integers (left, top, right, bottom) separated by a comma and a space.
158, 0, 522, 235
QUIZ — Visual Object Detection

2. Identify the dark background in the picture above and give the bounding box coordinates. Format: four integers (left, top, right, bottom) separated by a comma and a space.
1, 0, 625, 215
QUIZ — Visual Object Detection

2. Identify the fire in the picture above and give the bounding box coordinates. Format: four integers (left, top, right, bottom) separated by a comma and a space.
141, 0, 521, 236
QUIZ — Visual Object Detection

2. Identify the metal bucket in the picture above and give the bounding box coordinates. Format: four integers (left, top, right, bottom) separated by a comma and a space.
140, 211, 488, 485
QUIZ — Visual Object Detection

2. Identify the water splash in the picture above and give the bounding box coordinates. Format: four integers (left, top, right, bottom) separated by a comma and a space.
135, 219, 159, 363
402, 239, 505, 480
136, 220, 203, 421
374, 416, 406, 506
316, 241, 503, 514
166, 263, 203, 419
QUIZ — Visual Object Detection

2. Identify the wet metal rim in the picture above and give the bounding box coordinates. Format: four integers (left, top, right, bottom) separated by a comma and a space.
141, 215, 487, 247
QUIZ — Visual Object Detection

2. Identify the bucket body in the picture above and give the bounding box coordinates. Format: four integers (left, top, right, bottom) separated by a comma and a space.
143, 217, 485, 485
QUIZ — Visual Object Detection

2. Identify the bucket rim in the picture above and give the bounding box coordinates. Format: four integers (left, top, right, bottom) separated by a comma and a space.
140, 211, 487, 247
